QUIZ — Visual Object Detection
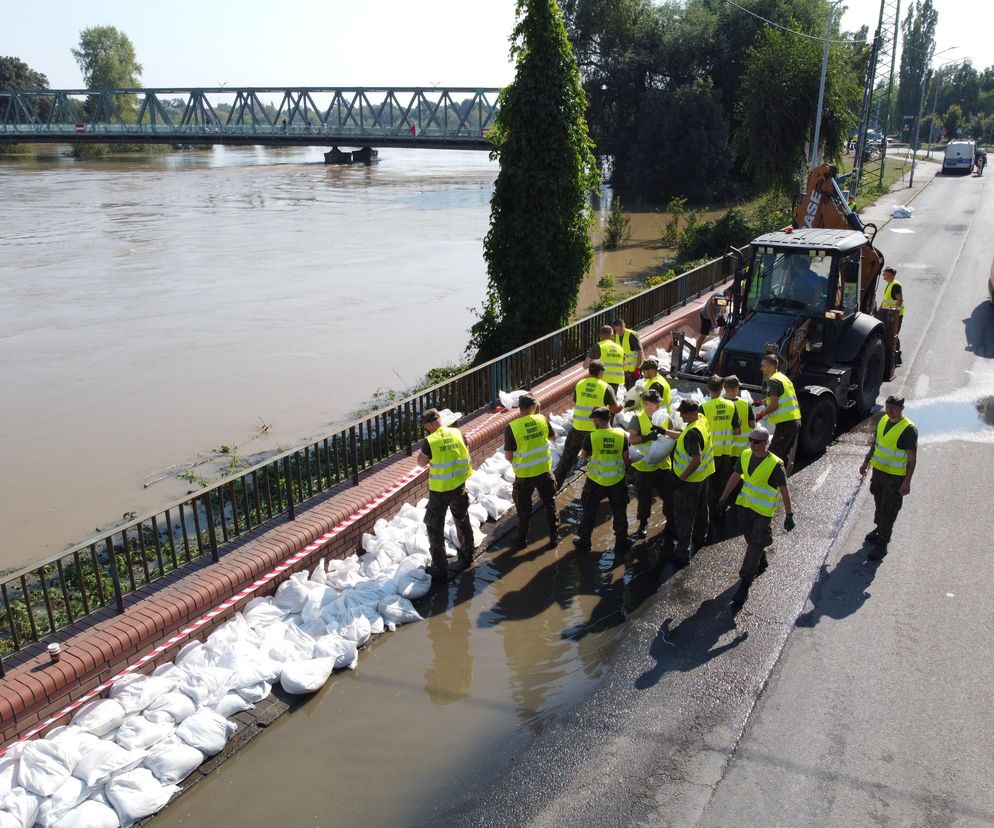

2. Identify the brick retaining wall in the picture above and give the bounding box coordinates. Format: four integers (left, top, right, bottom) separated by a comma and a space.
0, 297, 712, 748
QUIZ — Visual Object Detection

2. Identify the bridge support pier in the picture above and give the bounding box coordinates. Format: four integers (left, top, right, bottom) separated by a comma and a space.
323, 146, 352, 164
323, 146, 379, 165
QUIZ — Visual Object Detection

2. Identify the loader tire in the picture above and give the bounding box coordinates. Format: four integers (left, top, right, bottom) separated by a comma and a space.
853, 335, 885, 416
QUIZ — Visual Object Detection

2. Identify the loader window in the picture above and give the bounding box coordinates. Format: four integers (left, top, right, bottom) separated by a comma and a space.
839, 253, 860, 316
748, 251, 830, 315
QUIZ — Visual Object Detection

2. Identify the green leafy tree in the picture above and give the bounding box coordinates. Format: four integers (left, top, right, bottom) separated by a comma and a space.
470, 0, 598, 361
896, 0, 937, 124
943, 103, 963, 139
71, 26, 143, 120
0, 56, 49, 121
602, 196, 631, 249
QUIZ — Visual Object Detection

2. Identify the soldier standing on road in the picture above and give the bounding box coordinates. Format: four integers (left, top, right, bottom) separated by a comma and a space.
416, 409, 476, 584
665, 399, 715, 568
627, 388, 675, 542
702, 374, 740, 528
584, 324, 626, 390
575, 406, 632, 552
723, 374, 756, 460
881, 267, 905, 366
715, 426, 795, 608
612, 317, 645, 389
554, 360, 622, 489
504, 393, 559, 550
755, 353, 802, 467
859, 394, 917, 560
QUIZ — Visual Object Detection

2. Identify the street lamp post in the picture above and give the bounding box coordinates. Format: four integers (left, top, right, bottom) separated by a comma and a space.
810, 0, 844, 169
909, 69, 932, 187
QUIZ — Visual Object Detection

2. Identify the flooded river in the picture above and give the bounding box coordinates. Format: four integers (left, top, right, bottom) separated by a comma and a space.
0, 147, 497, 570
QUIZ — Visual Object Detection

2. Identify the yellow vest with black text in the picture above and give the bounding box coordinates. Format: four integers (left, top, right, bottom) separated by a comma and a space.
882, 279, 905, 316
869, 415, 913, 476
702, 397, 735, 457
672, 419, 715, 482
632, 410, 671, 472
572, 377, 611, 432
735, 449, 783, 517
587, 427, 627, 486
426, 426, 473, 492
613, 328, 639, 372
636, 374, 672, 412
727, 397, 752, 456
509, 414, 552, 478
597, 340, 625, 386
766, 371, 802, 424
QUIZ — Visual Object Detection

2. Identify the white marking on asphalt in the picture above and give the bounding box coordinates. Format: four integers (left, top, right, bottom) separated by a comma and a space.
914, 373, 929, 398
946, 593, 955, 598
890, 228, 916, 234
811, 466, 832, 492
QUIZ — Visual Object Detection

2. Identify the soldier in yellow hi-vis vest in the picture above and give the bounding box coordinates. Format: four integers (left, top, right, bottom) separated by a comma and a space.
664, 399, 716, 567
627, 388, 675, 542
634, 357, 672, 412
859, 394, 917, 560
576, 407, 632, 552
716, 426, 795, 609
584, 324, 626, 388
503, 393, 558, 550
881, 267, 905, 366
416, 409, 476, 584
756, 353, 802, 467
702, 374, 742, 527
612, 317, 645, 388
554, 360, 623, 489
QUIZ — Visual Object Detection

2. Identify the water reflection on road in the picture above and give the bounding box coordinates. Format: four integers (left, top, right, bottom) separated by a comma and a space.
152, 480, 672, 827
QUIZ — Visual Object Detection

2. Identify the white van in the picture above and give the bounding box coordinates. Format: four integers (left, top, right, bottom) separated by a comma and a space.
942, 140, 976, 174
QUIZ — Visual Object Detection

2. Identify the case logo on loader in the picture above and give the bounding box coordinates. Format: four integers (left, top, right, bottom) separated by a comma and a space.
803, 189, 822, 228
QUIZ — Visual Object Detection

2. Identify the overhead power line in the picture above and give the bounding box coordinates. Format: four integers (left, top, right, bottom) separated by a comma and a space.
720, 0, 862, 46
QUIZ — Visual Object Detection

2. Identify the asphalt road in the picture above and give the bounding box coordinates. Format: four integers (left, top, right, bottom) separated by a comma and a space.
427, 164, 994, 827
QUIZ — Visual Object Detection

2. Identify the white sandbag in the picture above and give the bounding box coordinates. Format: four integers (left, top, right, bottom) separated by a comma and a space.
309, 558, 328, 585
396, 568, 431, 600
312, 634, 358, 671
241, 597, 288, 630
377, 596, 423, 630
175, 709, 237, 756
273, 576, 310, 613
0, 757, 16, 798
206, 614, 260, 657
480, 493, 513, 520
72, 742, 145, 787
498, 389, 528, 410
279, 657, 336, 694
43, 726, 101, 772
50, 798, 119, 828
114, 715, 173, 752
34, 776, 90, 828
143, 690, 197, 725
468, 502, 489, 524
891, 204, 913, 218
109, 673, 175, 715
236, 680, 272, 704
437, 408, 461, 427
214, 691, 254, 717
502, 464, 517, 483
333, 608, 372, 647
12, 738, 77, 796
402, 530, 430, 557
217, 639, 280, 687
142, 735, 205, 785
0, 809, 22, 828
0, 787, 43, 828
71, 699, 126, 737
271, 622, 315, 663
174, 640, 214, 670
105, 768, 180, 827
325, 557, 364, 591
629, 435, 676, 465
176, 666, 235, 708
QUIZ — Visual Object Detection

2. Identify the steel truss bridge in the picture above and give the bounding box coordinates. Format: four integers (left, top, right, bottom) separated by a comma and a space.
0, 87, 501, 150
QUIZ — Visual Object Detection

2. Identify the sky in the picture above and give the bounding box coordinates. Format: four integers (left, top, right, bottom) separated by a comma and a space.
2, 0, 990, 92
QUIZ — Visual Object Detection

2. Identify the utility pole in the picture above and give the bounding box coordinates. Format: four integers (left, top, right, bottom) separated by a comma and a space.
810, 0, 843, 169
909, 69, 932, 187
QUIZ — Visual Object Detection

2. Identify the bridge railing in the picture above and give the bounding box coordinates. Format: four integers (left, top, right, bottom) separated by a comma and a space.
0, 255, 725, 674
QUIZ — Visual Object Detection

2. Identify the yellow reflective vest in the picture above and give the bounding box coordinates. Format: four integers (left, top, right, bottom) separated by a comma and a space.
613, 328, 639, 372
572, 377, 611, 432
882, 279, 905, 316
702, 397, 736, 458
632, 410, 671, 472
672, 418, 715, 483
636, 375, 672, 412
426, 426, 473, 492
586, 427, 627, 486
735, 449, 783, 517
509, 414, 552, 478
728, 397, 752, 457
869, 415, 913, 476
597, 339, 626, 386
766, 371, 802, 424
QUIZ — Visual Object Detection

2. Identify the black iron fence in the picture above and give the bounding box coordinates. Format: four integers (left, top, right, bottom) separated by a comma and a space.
0, 255, 725, 674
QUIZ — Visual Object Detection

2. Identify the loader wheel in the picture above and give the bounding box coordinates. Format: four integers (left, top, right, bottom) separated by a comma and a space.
854, 336, 885, 416
799, 394, 838, 456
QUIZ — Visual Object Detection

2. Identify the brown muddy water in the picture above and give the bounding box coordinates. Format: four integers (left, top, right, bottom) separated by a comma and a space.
151, 490, 671, 828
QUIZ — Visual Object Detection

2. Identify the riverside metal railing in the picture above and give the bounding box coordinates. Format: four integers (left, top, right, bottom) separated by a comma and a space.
0, 255, 725, 674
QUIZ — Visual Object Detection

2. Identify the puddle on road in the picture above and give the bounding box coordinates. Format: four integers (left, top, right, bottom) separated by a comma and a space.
152, 481, 672, 828
907, 395, 994, 441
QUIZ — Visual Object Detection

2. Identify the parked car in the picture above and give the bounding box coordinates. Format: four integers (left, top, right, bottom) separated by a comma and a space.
943, 140, 976, 174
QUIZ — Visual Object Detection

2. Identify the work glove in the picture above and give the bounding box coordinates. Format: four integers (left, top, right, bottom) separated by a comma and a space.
633, 368, 642, 379
643, 431, 659, 441
715, 500, 728, 519
784, 513, 796, 532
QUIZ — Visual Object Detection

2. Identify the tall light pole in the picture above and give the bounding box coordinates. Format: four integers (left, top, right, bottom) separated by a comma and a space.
926, 56, 964, 159
810, 0, 844, 169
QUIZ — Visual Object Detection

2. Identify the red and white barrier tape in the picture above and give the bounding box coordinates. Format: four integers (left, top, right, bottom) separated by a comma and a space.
2, 462, 428, 752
